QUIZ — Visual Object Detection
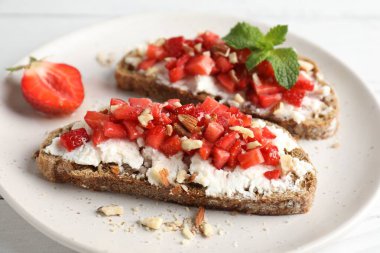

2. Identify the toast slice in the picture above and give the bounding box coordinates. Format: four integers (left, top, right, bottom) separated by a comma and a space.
35, 97, 316, 215
115, 31, 338, 140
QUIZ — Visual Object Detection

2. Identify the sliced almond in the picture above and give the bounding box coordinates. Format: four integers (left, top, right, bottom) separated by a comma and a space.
180, 184, 189, 193
246, 141, 262, 150
229, 69, 239, 83
173, 101, 182, 108
141, 217, 163, 230
176, 169, 189, 184
159, 168, 170, 187
211, 44, 230, 57
195, 207, 205, 228
229, 126, 254, 138
233, 93, 245, 104
173, 123, 191, 137
252, 73, 262, 86
280, 154, 294, 175
200, 223, 214, 237
178, 114, 200, 133
194, 43, 203, 53
181, 138, 203, 151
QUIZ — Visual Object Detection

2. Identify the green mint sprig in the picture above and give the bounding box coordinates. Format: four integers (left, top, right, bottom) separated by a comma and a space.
223, 22, 299, 89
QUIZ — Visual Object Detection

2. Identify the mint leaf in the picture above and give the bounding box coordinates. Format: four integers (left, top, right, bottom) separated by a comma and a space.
267, 48, 299, 89
264, 25, 288, 46
246, 50, 269, 70
223, 22, 264, 49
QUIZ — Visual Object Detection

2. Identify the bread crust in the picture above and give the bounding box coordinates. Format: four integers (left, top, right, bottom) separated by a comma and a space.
115, 56, 338, 140
35, 124, 316, 215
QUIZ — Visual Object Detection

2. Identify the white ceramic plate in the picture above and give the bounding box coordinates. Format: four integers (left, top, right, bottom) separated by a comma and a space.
1, 13, 380, 253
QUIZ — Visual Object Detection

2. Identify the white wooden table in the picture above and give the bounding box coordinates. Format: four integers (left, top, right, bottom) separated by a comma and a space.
0, 0, 379, 252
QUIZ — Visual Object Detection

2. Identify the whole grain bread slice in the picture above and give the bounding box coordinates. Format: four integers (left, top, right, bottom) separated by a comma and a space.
115, 55, 338, 140
35, 123, 316, 215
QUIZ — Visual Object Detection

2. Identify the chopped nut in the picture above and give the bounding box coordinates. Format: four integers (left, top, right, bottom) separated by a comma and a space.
178, 114, 200, 133
173, 101, 182, 108
145, 66, 159, 76
173, 123, 191, 137
166, 125, 173, 136
229, 69, 239, 83
181, 224, 195, 240
181, 138, 203, 151
200, 223, 214, 237
228, 52, 238, 64
280, 154, 294, 175
251, 119, 266, 128
229, 126, 254, 138
181, 185, 189, 193
298, 59, 314, 72
187, 172, 198, 183
159, 168, 170, 187
194, 43, 203, 53
97, 204, 124, 216
234, 93, 245, 104
252, 73, 262, 86
138, 108, 153, 127
141, 217, 163, 230
195, 207, 205, 228
246, 141, 262, 149
176, 169, 189, 183
154, 38, 166, 46
110, 104, 121, 113
170, 185, 183, 195
110, 165, 120, 175
96, 52, 115, 67
211, 44, 230, 57
203, 51, 211, 57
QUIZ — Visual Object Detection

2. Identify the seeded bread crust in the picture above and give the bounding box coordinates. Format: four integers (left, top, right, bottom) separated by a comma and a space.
115, 55, 338, 140
35, 123, 317, 215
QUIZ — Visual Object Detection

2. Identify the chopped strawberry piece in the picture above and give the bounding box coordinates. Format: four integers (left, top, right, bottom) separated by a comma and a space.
175, 104, 195, 116
128, 98, 152, 108
237, 77, 249, 90
103, 122, 128, 139
185, 55, 215, 76
239, 114, 253, 127
91, 128, 108, 146
214, 103, 229, 114
264, 169, 281, 180
198, 31, 220, 49
293, 73, 314, 91
150, 103, 162, 118
262, 127, 276, 139
282, 89, 305, 107
258, 93, 282, 108
215, 132, 238, 151
122, 120, 143, 140
169, 67, 185, 82
160, 135, 181, 156
198, 97, 219, 114
146, 44, 167, 60
236, 48, 251, 63
84, 111, 110, 130
110, 98, 126, 106
199, 140, 213, 160
137, 59, 156, 70
216, 73, 235, 93
216, 111, 233, 128
227, 140, 242, 168
113, 104, 143, 120
261, 144, 280, 166
256, 60, 275, 79
164, 36, 184, 57
145, 125, 166, 149
165, 59, 177, 70
238, 149, 265, 169
254, 84, 284, 95
212, 147, 230, 169
176, 54, 191, 67
215, 56, 233, 73
204, 122, 224, 142
60, 128, 89, 151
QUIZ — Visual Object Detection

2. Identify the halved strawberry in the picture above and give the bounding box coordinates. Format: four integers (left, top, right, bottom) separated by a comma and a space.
146, 44, 167, 60
9, 58, 85, 115
122, 120, 143, 140
215, 132, 238, 151
84, 111, 110, 130
60, 128, 89, 151
204, 122, 224, 142
199, 140, 213, 160
261, 144, 280, 166
282, 89, 305, 107
216, 73, 235, 93
258, 93, 282, 108
212, 147, 230, 169
160, 135, 181, 156
145, 125, 166, 149
185, 55, 215, 76
263, 169, 281, 180
238, 149, 264, 169
103, 122, 128, 139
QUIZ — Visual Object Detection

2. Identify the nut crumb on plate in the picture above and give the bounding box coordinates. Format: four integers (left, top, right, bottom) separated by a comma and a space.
97, 204, 124, 216
140, 217, 163, 230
